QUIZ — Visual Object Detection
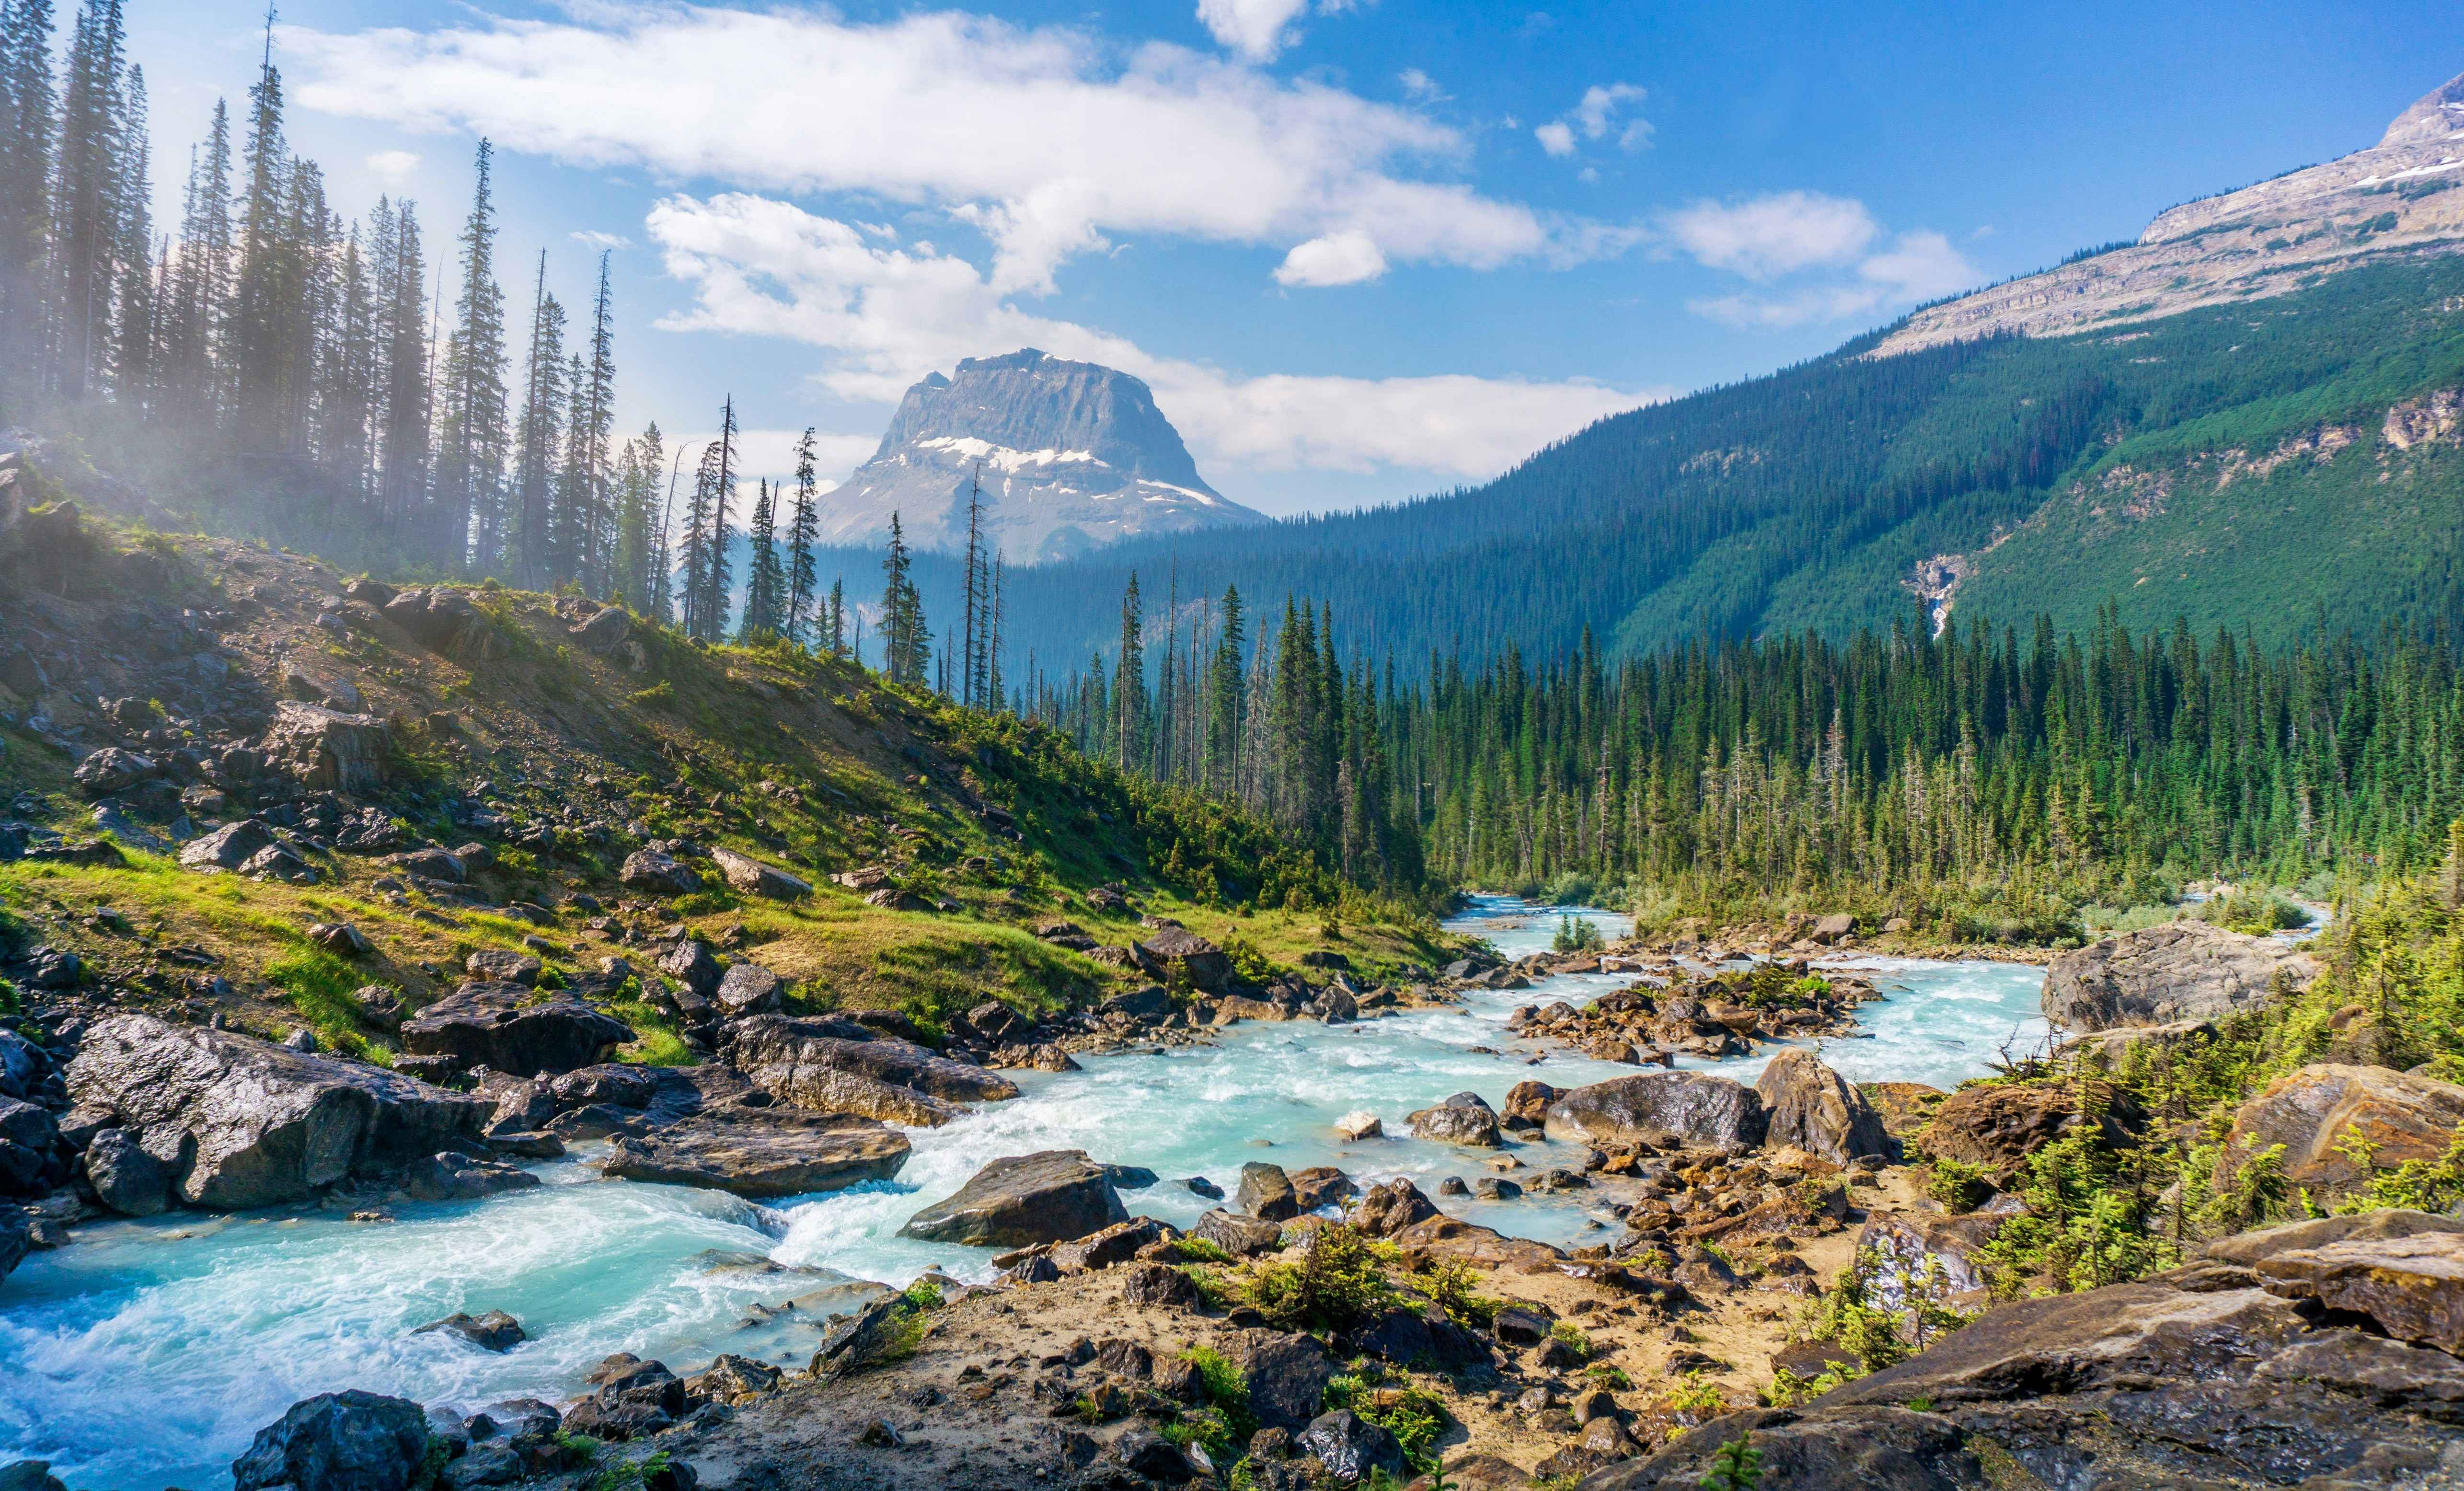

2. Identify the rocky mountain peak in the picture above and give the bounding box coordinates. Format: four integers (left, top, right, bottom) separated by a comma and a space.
2379, 69, 2464, 149
820, 351, 1265, 563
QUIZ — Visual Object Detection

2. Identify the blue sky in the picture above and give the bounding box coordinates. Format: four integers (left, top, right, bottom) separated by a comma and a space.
123, 0, 2458, 515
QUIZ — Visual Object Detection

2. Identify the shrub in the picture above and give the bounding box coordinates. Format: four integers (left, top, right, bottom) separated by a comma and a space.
1179, 1347, 1258, 1445
1247, 1223, 1395, 1334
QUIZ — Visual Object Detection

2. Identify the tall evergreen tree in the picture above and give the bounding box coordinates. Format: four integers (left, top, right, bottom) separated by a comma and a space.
226, 19, 293, 448
740, 475, 783, 642
47, 0, 127, 398
568, 251, 615, 591
685, 394, 737, 642
508, 250, 565, 583
435, 138, 508, 568
159, 101, 232, 429
371, 195, 431, 529
1113, 573, 1145, 769
106, 63, 150, 406
783, 427, 820, 647
0, 0, 58, 368
881, 512, 929, 686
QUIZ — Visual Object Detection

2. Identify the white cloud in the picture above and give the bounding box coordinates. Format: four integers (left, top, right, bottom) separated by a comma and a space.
1685, 228, 1976, 328
1196, 0, 1310, 61
1537, 82, 1648, 160
1570, 83, 1643, 141
645, 193, 1657, 478
1664, 191, 1878, 278
1534, 121, 1575, 157
1398, 68, 1444, 101
570, 229, 632, 250
364, 148, 418, 185
1275, 229, 1387, 286
671, 427, 878, 486
288, 5, 1587, 296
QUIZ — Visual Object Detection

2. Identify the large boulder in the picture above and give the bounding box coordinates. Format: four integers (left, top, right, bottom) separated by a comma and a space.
381, 587, 484, 652
400, 984, 634, 1077
2043, 920, 2315, 1032
2250, 1221, 2464, 1353
1297, 1410, 1405, 1484
83, 1127, 174, 1216
1132, 926, 1233, 993
1919, 1079, 2136, 1181
1409, 1092, 1504, 1147
714, 962, 785, 1018
73, 747, 158, 795
64, 1015, 489, 1210
230, 1390, 434, 1491
400, 1151, 541, 1202
708, 845, 812, 899
1756, 1050, 1890, 1164
1235, 1161, 1300, 1221
1348, 1177, 1441, 1238
1228, 1329, 1335, 1434
179, 818, 274, 871
0, 1028, 44, 1101
2212, 1062, 2464, 1207
598, 1110, 910, 1198
724, 1015, 1018, 1127
1543, 1071, 1767, 1150
261, 702, 391, 794
897, 1149, 1127, 1247
621, 850, 703, 896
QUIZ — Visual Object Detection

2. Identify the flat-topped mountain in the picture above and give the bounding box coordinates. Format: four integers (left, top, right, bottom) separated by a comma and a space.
817, 350, 1267, 563
1875, 69, 2464, 354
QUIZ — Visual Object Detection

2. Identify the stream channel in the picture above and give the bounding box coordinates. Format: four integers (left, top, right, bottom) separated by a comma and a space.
0, 896, 2051, 1489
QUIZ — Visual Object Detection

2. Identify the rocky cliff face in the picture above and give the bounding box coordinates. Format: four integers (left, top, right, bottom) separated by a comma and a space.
816, 350, 1267, 563
1875, 69, 2464, 355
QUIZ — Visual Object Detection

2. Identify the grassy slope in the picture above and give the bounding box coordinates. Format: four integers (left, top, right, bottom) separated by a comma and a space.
0, 523, 1467, 1059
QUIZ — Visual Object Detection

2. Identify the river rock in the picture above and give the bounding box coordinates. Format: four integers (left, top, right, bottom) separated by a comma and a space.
230, 1390, 434, 1491
180, 818, 273, 871
708, 845, 811, 899
401, 1151, 542, 1202
1755, 1050, 1889, 1164
1542, 1071, 1767, 1150
2213, 1062, 2464, 1208
65, 1014, 490, 1210
1192, 1208, 1285, 1256
598, 1110, 910, 1198
414, 1310, 527, 1352
2043, 920, 2315, 1031
620, 850, 702, 897
400, 984, 634, 1077
1131, 926, 1232, 992
724, 1015, 1018, 1126
83, 1126, 173, 1215
1501, 1080, 1558, 1130
898, 1149, 1127, 1247
1236, 1161, 1300, 1221
1410, 1092, 1504, 1147
261, 702, 391, 794
1348, 1177, 1440, 1238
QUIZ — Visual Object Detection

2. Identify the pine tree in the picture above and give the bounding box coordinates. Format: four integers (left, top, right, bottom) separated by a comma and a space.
435, 138, 509, 569
509, 251, 565, 583
783, 427, 820, 647
569, 252, 615, 591
610, 420, 662, 610
826, 578, 846, 659
315, 217, 375, 495
1114, 572, 1145, 768
881, 512, 929, 686
47, 0, 127, 398
106, 62, 150, 406
686, 394, 737, 642
0, 0, 59, 366
740, 475, 784, 643
960, 460, 985, 706
372, 196, 431, 529
677, 437, 719, 640
158, 100, 232, 429
226, 18, 292, 447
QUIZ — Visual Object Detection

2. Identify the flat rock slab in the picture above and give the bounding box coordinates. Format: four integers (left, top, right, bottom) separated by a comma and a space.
598, 1110, 910, 1199
2044, 920, 2314, 1032
899, 1149, 1126, 1248
709, 845, 812, 899
724, 1015, 1018, 1127
2255, 1229, 2464, 1352
1542, 1071, 1766, 1150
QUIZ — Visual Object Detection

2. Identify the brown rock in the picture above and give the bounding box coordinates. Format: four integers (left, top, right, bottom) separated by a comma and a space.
1755, 1050, 1888, 1164
2044, 920, 2314, 1032
2213, 1063, 2464, 1207
1920, 1078, 2136, 1180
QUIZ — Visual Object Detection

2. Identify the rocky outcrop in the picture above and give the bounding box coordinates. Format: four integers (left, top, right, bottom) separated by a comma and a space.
2213, 1062, 2464, 1207
899, 1149, 1128, 1247
620, 850, 703, 896
260, 702, 391, 794
598, 1110, 911, 1198
2043, 920, 2314, 1032
179, 818, 273, 871
230, 1391, 433, 1491
64, 1014, 489, 1210
1919, 1078, 2137, 1180
1590, 1223, 2464, 1488
400, 984, 634, 1077
1132, 926, 1232, 992
723, 1015, 1019, 1127
1543, 1071, 1767, 1150
1755, 1050, 1889, 1164
1236, 1161, 1300, 1221
2251, 1223, 2464, 1353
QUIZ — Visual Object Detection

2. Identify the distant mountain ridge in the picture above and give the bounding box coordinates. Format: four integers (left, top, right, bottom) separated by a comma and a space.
817, 350, 1267, 563
1874, 70, 2464, 354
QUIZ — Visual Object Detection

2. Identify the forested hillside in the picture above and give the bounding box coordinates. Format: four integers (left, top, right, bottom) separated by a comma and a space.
934, 255, 2464, 674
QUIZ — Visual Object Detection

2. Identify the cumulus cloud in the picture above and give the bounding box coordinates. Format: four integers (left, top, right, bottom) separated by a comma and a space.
1275, 230, 1387, 286
287, 4, 1587, 296
645, 193, 1655, 478
364, 148, 418, 185
1683, 226, 1977, 328
1537, 82, 1648, 159
1663, 191, 1878, 278
1398, 68, 1444, 101
1196, 0, 1310, 61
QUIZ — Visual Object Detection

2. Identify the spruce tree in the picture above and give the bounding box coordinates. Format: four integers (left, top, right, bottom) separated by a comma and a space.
783, 427, 819, 647
677, 437, 719, 640
689, 394, 737, 642
435, 138, 509, 569
107, 63, 150, 406
372, 196, 431, 529
569, 252, 615, 591
509, 251, 565, 583
0, 0, 58, 365
226, 19, 291, 447
740, 475, 783, 642
47, 0, 127, 398
1113, 573, 1145, 768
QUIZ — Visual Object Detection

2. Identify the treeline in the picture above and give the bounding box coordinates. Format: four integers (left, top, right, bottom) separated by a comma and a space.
1029, 578, 2464, 935
0, 0, 672, 600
